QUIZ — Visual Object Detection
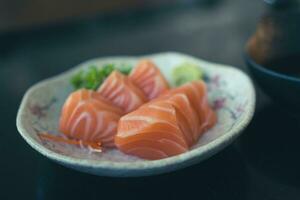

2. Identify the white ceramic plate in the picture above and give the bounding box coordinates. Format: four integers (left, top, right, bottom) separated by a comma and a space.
17, 52, 255, 177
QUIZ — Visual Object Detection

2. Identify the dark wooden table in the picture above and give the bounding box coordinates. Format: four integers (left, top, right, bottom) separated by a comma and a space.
1, 0, 300, 199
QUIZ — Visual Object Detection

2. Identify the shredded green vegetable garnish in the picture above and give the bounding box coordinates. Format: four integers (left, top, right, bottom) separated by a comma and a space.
70, 64, 132, 90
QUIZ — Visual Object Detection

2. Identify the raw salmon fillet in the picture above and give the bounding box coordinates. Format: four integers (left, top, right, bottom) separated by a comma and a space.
162, 80, 217, 140
159, 94, 200, 146
129, 59, 169, 100
59, 89, 123, 147
115, 101, 189, 160
115, 80, 217, 160
98, 70, 147, 113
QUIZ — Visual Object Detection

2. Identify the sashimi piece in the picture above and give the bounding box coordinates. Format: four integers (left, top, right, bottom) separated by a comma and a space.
160, 94, 199, 146
115, 101, 189, 160
115, 80, 216, 160
98, 70, 147, 113
129, 59, 169, 100
190, 81, 217, 133
161, 80, 217, 140
59, 89, 123, 147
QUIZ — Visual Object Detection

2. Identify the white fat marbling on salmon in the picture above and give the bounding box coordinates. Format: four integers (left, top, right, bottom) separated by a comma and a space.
129, 60, 169, 100
66, 101, 85, 134
98, 71, 146, 113
147, 104, 173, 113
159, 138, 187, 152
90, 112, 104, 140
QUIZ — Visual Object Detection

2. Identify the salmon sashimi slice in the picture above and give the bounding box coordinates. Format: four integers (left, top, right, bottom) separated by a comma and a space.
161, 80, 217, 140
160, 94, 199, 146
115, 101, 189, 160
98, 70, 147, 113
129, 59, 169, 100
59, 89, 123, 147
191, 81, 217, 133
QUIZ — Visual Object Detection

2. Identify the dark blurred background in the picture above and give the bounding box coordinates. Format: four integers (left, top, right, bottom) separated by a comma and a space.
1, 0, 300, 200
1, 0, 234, 32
